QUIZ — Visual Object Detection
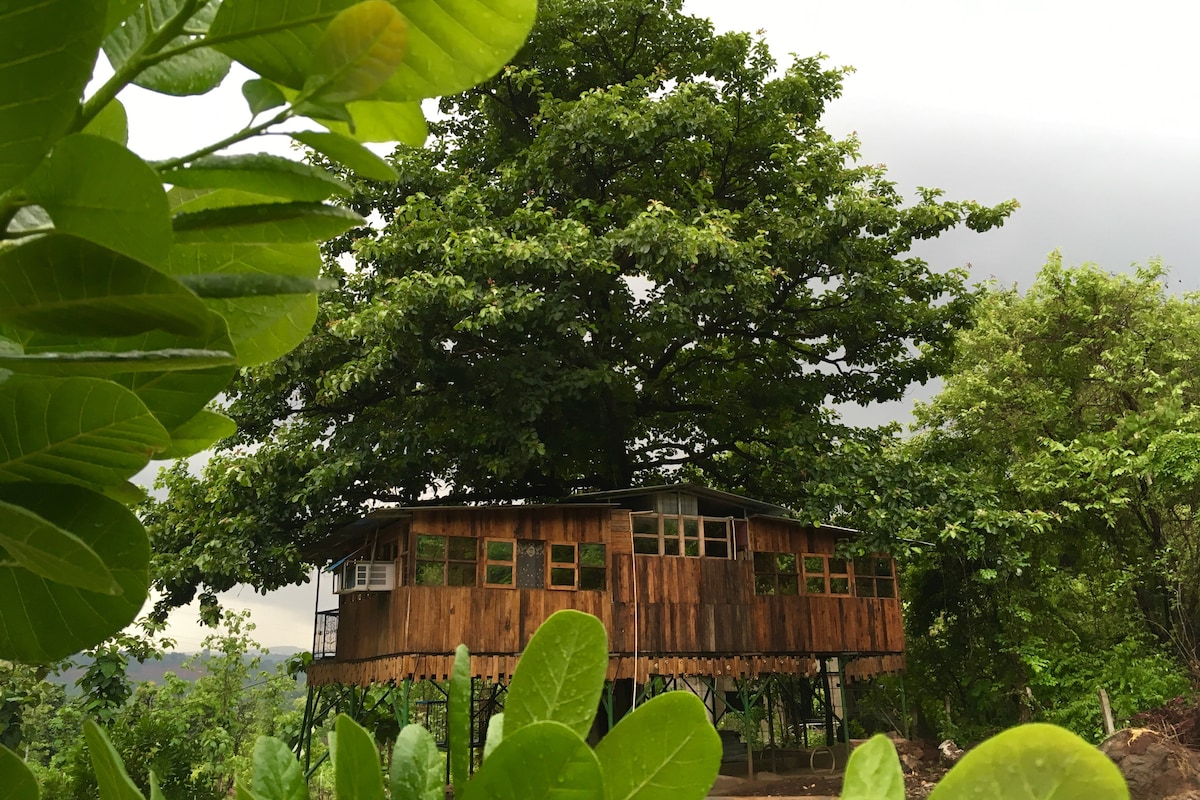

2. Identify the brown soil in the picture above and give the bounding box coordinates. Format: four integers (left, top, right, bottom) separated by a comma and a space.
1100, 728, 1200, 800
710, 768, 947, 798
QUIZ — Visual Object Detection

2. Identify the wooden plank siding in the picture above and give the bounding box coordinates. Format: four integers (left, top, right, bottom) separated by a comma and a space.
320, 505, 905, 684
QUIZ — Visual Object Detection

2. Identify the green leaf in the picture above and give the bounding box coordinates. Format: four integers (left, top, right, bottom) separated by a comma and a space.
235, 777, 263, 800
158, 409, 237, 459
176, 273, 335, 298
333, 714, 384, 800
840, 734, 905, 800
0, 744, 39, 800
0, 498, 120, 593
0, 235, 211, 338
390, 724, 443, 800
104, 0, 142, 34
305, 1, 408, 104
103, 0, 231, 96
148, 771, 166, 800
84, 719, 146, 800
459, 721, 604, 800
483, 713, 503, 761
160, 154, 351, 202
290, 131, 399, 181
208, 0, 341, 88
82, 100, 129, 145
101, 481, 148, 506
0, 483, 147, 661
449, 644, 471, 790
0, 348, 236, 377
928, 723, 1130, 800
0, 374, 170, 486
250, 736, 307, 800
0, 0, 105, 194
243, 80, 288, 116
173, 202, 365, 243
320, 99, 427, 145
22, 135, 173, 265
594, 692, 721, 800
505, 609, 609, 739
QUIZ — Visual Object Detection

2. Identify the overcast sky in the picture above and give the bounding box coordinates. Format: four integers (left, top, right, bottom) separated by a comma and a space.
131, 0, 1200, 650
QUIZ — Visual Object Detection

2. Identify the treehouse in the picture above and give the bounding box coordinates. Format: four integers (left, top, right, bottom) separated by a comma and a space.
306, 484, 905, 697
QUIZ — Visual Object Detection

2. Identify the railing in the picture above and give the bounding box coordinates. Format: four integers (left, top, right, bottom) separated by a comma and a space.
313, 609, 338, 659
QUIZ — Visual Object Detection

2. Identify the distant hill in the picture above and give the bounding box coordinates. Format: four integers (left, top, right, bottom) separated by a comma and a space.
51, 649, 308, 692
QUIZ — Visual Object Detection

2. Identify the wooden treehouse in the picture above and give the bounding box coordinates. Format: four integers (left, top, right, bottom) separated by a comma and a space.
305, 484, 905, 763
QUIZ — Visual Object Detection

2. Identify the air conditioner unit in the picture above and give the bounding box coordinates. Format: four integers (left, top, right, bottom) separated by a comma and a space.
334, 561, 395, 594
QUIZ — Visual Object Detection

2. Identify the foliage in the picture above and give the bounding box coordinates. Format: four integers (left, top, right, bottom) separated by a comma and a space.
146, 0, 1016, 604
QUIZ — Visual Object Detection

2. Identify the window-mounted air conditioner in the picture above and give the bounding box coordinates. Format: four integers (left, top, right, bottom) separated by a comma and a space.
333, 561, 395, 594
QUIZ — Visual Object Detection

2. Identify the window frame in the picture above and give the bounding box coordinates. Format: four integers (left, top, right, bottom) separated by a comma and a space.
629, 512, 734, 558
412, 533, 478, 587
548, 542, 578, 590
853, 555, 897, 599
753, 551, 799, 596
801, 553, 852, 596
483, 538, 516, 588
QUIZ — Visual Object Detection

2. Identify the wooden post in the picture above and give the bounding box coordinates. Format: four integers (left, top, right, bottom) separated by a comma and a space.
1099, 688, 1115, 736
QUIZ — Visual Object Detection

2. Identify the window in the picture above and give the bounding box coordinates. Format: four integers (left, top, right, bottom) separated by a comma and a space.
753, 552, 799, 596
854, 556, 896, 598
802, 555, 851, 595
484, 540, 515, 587
549, 543, 577, 589
414, 534, 477, 586
547, 543, 607, 590
579, 543, 606, 590
629, 513, 733, 558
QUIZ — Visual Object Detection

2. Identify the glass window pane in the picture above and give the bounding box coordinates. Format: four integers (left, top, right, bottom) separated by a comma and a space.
754, 575, 776, 595
776, 553, 797, 573
415, 561, 444, 586
580, 567, 606, 590
683, 518, 699, 537
486, 565, 513, 585
705, 541, 729, 559
779, 575, 799, 596
633, 536, 660, 555
805, 577, 826, 594
551, 544, 575, 564
855, 577, 876, 597
876, 578, 896, 598
703, 519, 728, 539
854, 557, 871, 574
830, 577, 850, 595
632, 514, 658, 534
448, 536, 476, 561
487, 541, 514, 562
683, 539, 699, 556
550, 567, 575, 587
753, 552, 774, 572
416, 535, 445, 559
875, 558, 893, 577
447, 562, 476, 586
829, 557, 848, 575
662, 533, 680, 555
804, 556, 825, 574
579, 543, 605, 566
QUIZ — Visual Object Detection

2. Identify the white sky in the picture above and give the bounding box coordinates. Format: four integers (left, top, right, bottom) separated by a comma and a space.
131, 0, 1200, 650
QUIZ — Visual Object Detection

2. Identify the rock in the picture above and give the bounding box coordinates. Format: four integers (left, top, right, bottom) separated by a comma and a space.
938, 739, 964, 764
1100, 728, 1200, 800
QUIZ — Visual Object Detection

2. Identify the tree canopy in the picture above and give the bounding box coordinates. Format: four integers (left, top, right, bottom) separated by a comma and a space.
147, 0, 1016, 608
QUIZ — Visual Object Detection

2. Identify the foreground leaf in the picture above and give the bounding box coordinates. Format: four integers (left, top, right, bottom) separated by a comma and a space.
305, 1, 408, 104
928, 723, 1130, 800
841, 735, 905, 800
158, 409, 237, 459
160, 154, 351, 202
460, 721, 603, 800
390, 725, 443, 800
0, 483, 148, 662
0, 744, 39, 800
594, 692, 721, 800
82, 99, 129, 145
251, 736, 307, 800
449, 644, 471, 790
103, 0, 231, 96
208, 0, 341, 89
84, 719, 146, 800
0, 0, 105, 193
0, 498, 120, 593
333, 715, 384, 800
172, 202, 365, 243
320, 100, 427, 145
243, 79, 288, 116
0, 348, 236, 377
505, 609, 608, 738
290, 130, 399, 180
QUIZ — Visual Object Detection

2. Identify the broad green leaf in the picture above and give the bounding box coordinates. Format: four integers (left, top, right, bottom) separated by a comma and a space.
290, 131, 399, 180
838, 734, 905, 800
0, 498, 120, 593
0, 235, 211, 338
928, 723, 1130, 800
449, 644, 471, 791
0, 483, 148, 662
243, 80, 288, 116
149, 771, 166, 800
459, 721, 604, 800
84, 719, 146, 800
235, 777, 263, 800
0, 348, 236, 377
483, 713, 503, 761
82, 100, 129, 145
158, 409, 237, 459
305, 1, 408, 104
22, 135, 173, 265
173, 202, 365, 243
333, 715, 384, 800
104, 0, 143, 34
208, 0, 343, 89
168, 187, 285, 213
390, 724, 443, 800
0, 374, 170, 486
505, 609, 608, 738
103, 0, 231, 96
0, 744, 39, 800
250, 736, 307, 800
160, 154, 351, 202
176, 273, 336, 297
594, 692, 721, 800
102, 481, 149, 506
0, 0, 105, 193
320, 99, 426, 145
295, 98, 355, 125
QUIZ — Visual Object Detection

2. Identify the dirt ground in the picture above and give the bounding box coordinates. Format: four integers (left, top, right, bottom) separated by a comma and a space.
709, 766, 947, 798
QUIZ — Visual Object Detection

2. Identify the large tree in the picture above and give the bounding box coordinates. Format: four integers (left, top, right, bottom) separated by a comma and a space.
147, 0, 1016, 607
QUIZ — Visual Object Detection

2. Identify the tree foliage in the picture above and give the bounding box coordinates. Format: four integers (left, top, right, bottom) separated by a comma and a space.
147, 0, 1016, 606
